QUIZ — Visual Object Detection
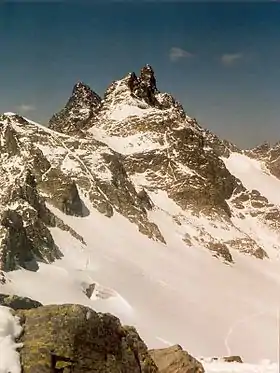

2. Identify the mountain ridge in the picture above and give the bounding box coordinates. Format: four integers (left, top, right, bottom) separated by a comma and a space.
47, 64, 280, 261
1, 65, 280, 267
0, 65, 280, 363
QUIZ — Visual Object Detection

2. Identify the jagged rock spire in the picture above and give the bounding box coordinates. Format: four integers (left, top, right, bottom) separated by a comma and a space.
139, 64, 157, 94
49, 64, 187, 136
49, 82, 101, 134
69, 81, 101, 108
127, 72, 138, 92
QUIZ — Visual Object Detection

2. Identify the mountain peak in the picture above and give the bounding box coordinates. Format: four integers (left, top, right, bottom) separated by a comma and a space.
49, 81, 101, 134
48, 64, 188, 135
71, 81, 99, 102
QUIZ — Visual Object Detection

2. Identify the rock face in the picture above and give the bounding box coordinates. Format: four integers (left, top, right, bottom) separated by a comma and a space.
2, 105, 164, 272
0, 114, 88, 271
84, 66, 237, 218
16, 304, 158, 373
0, 166, 63, 271
0, 293, 42, 309
149, 345, 204, 373
49, 82, 101, 134
1, 299, 206, 373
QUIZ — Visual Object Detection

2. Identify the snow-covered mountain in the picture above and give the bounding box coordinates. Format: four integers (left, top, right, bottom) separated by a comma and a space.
0, 65, 279, 369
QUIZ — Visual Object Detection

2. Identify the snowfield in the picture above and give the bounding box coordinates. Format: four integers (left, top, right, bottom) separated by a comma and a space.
0, 306, 23, 373
2, 189, 280, 366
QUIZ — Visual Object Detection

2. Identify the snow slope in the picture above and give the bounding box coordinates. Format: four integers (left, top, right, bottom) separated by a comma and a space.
0, 306, 23, 373
2, 190, 280, 365
223, 153, 280, 206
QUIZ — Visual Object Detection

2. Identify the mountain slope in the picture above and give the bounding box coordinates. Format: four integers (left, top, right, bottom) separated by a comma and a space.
49, 64, 280, 261
0, 65, 280, 365
247, 140, 280, 180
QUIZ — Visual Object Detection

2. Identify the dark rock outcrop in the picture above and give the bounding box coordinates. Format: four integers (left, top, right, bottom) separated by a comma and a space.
0, 294, 42, 310
1, 122, 19, 155
137, 64, 158, 106
149, 345, 204, 373
0, 166, 65, 271
208, 355, 243, 363
223, 355, 243, 363
83, 283, 96, 298
206, 242, 234, 263
40, 169, 86, 217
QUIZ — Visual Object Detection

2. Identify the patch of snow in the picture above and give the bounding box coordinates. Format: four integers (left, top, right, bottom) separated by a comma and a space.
37, 143, 66, 157
229, 209, 280, 260
3, 112, 17, 116
78, 108, 90, 115
60, 153, 82, 174
90, 128, 166, 155
130, 171, 152, 190
175, 162, 195, 176
203, 361, 277, 373
109, 104, 151, 121
0, 306, 23, 373
155, 336, 174, 346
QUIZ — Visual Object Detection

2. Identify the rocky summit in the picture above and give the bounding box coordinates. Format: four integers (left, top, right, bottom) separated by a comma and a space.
35, 64, 280, 262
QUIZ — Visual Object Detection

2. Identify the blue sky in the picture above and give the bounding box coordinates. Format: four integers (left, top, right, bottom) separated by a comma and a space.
0, 2, 279, 148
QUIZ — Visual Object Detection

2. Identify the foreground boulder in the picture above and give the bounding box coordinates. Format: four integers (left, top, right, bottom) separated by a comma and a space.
16, 304, 158, 373
149, 345, 204, 373
0, 293, 42, 310
222, 355, 243, 363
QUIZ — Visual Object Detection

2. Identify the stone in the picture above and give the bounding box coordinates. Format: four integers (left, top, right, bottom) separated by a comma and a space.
207, 242, 233, 263
149, 344, 204, 373
222, 355, 243, 363
0, 294, 42, 310
16, 304, 158, 373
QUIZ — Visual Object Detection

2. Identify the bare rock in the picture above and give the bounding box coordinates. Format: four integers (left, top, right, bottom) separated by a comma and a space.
206, 242, 233, 263
0, 294, 42, 310
149, 344, 204, 373
223, 355, 243, 363
16, 304, 158, 373
49, 82, 101, 134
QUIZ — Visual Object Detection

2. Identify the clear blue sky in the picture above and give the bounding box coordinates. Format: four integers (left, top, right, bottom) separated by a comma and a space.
0, 2, 279, 148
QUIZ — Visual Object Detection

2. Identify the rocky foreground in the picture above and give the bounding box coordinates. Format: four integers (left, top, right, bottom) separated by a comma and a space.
1, 295, 208, 373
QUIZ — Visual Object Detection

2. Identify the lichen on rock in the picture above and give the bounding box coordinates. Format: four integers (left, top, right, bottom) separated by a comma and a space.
16, 304, 158, 373
149, 344, 204, 373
